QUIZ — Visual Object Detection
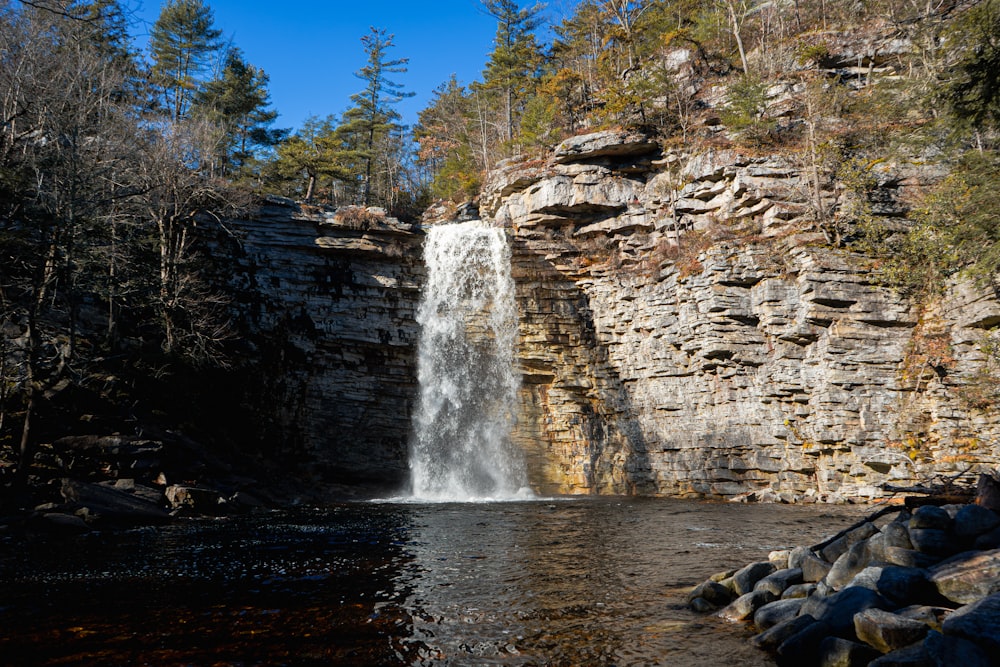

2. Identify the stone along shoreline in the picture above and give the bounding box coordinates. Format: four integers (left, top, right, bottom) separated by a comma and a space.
687, 476, 1000, 666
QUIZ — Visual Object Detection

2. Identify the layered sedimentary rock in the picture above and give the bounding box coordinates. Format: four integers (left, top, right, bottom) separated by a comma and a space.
482, 130, 1000, 500
220, 200, 423, 488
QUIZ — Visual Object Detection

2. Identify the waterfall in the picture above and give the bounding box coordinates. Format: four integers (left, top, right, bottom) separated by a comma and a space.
409, 220, 528, 501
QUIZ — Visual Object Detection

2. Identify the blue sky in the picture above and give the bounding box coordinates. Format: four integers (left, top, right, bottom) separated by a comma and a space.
130, 0, 579, 133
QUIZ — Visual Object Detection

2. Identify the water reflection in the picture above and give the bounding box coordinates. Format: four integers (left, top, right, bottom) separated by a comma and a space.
0, 499, 867, 666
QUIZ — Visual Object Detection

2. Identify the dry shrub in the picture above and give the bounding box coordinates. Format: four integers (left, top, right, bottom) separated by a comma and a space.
335, 205, 387, 229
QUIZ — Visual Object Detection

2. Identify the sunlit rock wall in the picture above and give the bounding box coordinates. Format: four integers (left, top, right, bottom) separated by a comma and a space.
221, 200, 424, 489
484, 130, 1000, 501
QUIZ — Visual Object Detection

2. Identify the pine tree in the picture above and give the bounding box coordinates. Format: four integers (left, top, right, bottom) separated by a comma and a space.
268, 115, 351, 202
337, 27, 413, 206
477, 0, 545, 147
195, 47, 284, 178
149, 0, 222, 123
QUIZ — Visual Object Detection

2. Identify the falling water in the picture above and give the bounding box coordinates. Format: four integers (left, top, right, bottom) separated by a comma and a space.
409, 220, 528, 501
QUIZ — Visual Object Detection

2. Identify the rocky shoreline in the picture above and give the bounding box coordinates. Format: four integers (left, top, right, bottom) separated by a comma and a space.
688, 474, 1000, 666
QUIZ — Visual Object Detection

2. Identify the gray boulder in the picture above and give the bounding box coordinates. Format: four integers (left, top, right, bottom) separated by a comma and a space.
848, 566, 932, 607
909, 528, 957, 557
755, 567, 804, 596
923, 630, 992, 667
940, 592, 1000, 654
60, 479, 170, 526
718, 589, 777, 622
885, 546, 940, 569
783, 582, 818, 599
854, 608, 931, 654
733, 560, 777, 595
802, 552, 834, 583
752, 614, 817, 652
928, 549, 1000, 604
953, 505, 1000, 541
800, 586, 888, 635
754, 597, 807, 631
867, 642, 934, 666
909, 506, 952, 531
687, 579, 734, 607
817, 636, 881, 667
827, 541, 872, 590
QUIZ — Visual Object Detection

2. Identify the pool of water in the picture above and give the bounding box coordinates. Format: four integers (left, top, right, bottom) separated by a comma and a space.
0, 497, 867, 666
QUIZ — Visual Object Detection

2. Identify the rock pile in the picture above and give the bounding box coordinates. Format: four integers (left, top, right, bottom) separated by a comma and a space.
689, 484, 1000, 665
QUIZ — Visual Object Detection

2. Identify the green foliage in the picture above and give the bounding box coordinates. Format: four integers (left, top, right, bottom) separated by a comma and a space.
149, 0, 223, 123
947, 0, 1000, 138
721, 74, 772, 142
519, 93, 560, 150
195, 47, 285, 178
476, 0, 545, 148
882, 152, 1000, 296
336, 27, 414, 206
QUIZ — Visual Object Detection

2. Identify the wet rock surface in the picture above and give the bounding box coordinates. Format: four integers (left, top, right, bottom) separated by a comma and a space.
689, 491, 1000, 666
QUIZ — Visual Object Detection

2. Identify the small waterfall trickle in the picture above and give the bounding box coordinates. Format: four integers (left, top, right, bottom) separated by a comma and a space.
409, 220, 528, 501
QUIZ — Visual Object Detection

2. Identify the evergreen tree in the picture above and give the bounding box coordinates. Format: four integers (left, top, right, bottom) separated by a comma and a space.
948, 0, 1000, 143
149, 0, 222, 123
477, 0, 545, 147
195, 47, 284, 178
267, 115, 350, 202
337, 27, 413, 206
415, 76, 482, 200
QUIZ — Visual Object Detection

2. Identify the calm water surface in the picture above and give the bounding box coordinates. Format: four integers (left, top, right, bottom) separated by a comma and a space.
0, 498, 867, 666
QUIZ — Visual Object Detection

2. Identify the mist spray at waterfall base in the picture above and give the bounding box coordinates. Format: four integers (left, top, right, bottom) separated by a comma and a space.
409, 220, 531, 501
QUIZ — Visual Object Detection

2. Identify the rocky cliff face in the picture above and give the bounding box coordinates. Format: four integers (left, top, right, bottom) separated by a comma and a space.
220, 200, 423, 490
483, 130, 1000, 501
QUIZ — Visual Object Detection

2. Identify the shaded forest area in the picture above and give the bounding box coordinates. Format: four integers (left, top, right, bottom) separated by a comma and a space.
3, 0, 1000, 506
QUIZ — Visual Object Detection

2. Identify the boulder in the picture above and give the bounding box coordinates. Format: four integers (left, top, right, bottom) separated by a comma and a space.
719, 589, 777, 622
928, 549, 1000, 604
827, 541, 872, 590
883, 521, 914, 550
165, 485, 227, 515
885, 546, 940, 569
817, 636, 881, 667
688, 579, 735, 607
854, 608, 931, 654
973, 525, 1000, 550
733, 560, 777, 595
777, 620, 834, 667
940, 592, 1000, 654
800, 586, 888, 635
909, 528, 957, 557
848, 566, 932, 607
60, 479, 170, 526
783, 582, 818, 599
752, 614, 818, 652
867, 642, 934, 667
820, 523, 879, 563
909, 506, 952, 531
953, 505, 1000, 541
755, 567, 804, 596
923, 630, 992, 667
802, 552, 834, 583
754, 597, 807, 631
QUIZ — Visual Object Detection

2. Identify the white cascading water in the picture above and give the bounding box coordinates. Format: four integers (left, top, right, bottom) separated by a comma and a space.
409, 220, 528, 501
